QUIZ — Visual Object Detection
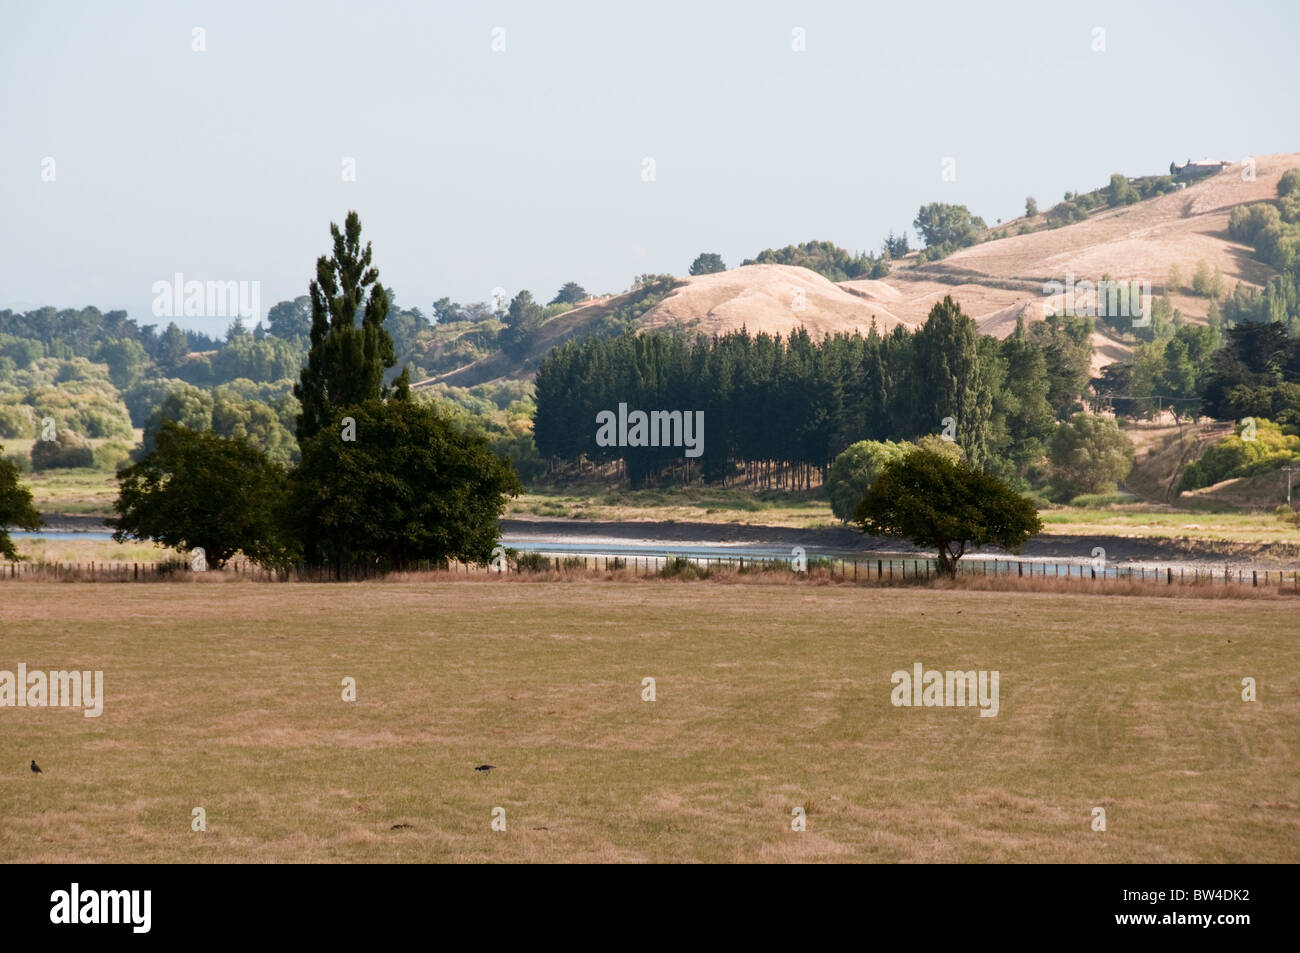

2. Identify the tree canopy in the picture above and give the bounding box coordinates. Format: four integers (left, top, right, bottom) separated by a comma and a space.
688, 253, 727, 276
287, 398, 521, 572
109, 421, 290, 569
852, 450, 1041, 576
294, 211, 407, 443
0, 446, 42, 561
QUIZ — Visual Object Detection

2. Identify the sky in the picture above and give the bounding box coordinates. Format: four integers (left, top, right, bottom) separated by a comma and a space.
2, 0, 1298, 335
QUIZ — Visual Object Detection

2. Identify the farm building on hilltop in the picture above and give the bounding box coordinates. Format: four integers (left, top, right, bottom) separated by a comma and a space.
1169, 158, 1231, 178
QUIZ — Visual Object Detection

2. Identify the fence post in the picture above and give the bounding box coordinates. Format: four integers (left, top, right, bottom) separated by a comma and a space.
877, 559, 882, 580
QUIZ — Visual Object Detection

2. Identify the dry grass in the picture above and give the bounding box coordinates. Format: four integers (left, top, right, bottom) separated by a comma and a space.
1, 581, 1296, 863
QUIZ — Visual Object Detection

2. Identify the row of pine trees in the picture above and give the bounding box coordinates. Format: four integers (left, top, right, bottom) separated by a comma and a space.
534, 297, 1092, 487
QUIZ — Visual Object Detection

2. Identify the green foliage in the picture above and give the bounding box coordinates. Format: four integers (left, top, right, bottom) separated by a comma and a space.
93, 337, 149, 390
265, 296, 313, 340
912, 297, 995, 468
825, 439, 911, 522
1106, 173, 1139, 207
1025, 197, 1038, 217
19, 378, 133, 441
1026, 314, 1094, 419
536, 297, 1082, 488
1190, 260, 1223, 298
0, 444, 43, 560
989, 319, 1055, 483
550, 282, 589, 305
659, 556, 711, 579
140, 384, 214, 456
122, 377, 188, 428
1178, 418, 1300, 491
31, 429, 95, 470
287, 398, 521, 572
139, 382, 297, 465
0, 403, 36, 439
513, 551, 552, 572
688, 253, 727, 276
1127, 323, 1220, 420
294, 211, 405, 444
109, 421, 290, 569
741, 241, 887, 281
851, 450, 1041, 576
1046, 414, 1134, 501
211, 335, 303, 384
1228, 203, 1280, 246
1199, 321, 1300, 422
499, 290, 545, 359
911, 204, 986, 259
883, 231, 909, 258
92, 440, 133, 471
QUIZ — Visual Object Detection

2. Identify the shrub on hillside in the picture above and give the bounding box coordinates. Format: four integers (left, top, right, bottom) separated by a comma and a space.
1178, 418, 1300, 491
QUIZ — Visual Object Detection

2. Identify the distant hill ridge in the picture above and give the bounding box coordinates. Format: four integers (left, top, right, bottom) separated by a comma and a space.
419, 153, 1300, 389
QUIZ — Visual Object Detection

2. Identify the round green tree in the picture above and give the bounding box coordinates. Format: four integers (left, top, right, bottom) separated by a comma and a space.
288, 398, 521, 573
0, 446, 42, 561
825, 440, 910, 522
852, 450, 1041, 576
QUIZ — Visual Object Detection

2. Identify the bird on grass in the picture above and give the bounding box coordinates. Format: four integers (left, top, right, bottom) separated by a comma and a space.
475, 764, 494, 773
30, 760, 41, 774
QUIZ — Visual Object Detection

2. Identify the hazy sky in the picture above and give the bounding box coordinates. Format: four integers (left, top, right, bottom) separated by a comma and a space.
3, 0, 1298, 335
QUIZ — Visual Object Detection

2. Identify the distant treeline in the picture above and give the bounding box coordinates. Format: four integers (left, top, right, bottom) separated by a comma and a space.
534, 297, 1092, 487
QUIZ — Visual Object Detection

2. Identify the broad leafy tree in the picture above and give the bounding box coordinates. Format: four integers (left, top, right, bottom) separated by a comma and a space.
1046, 413, 1134, 501
852, 450, 1041, 576
109, 421, 291, 569
0, 447, 42, 560
288, 399, 521, 572
825, 439, 910, 522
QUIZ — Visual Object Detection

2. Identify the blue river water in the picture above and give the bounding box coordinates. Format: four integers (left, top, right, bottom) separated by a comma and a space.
6, 527, 1253, 581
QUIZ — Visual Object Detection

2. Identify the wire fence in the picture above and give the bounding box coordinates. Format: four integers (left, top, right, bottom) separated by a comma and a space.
1, 553, 1297, 591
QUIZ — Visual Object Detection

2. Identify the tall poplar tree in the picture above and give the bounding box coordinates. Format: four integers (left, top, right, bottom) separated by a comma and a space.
911, 296, 994, 469
294, 211, 408, 443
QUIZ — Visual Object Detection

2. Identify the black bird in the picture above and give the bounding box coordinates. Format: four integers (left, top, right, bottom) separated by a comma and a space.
474, 764, 494, 773
30, 760, 41, 774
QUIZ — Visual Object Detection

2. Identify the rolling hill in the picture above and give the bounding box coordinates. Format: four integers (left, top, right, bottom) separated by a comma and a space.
419, 152, 1300, 390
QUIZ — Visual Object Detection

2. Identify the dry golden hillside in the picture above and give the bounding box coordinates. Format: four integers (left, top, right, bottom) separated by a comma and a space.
638, 264, 908, 338
427, 153, 1298, 388
846, 152, 1300, 340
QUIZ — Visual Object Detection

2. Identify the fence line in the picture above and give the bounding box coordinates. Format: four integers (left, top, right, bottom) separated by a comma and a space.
1, 554, 1297, 591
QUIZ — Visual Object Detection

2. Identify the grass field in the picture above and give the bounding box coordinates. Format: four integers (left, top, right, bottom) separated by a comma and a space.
1, 580, 1296, 863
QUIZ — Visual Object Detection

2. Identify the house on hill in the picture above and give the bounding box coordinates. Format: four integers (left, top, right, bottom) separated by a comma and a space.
1169, 158, 1231, 178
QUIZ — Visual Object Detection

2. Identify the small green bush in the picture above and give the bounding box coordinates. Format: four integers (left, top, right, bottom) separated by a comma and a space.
31, 430, 95, 470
